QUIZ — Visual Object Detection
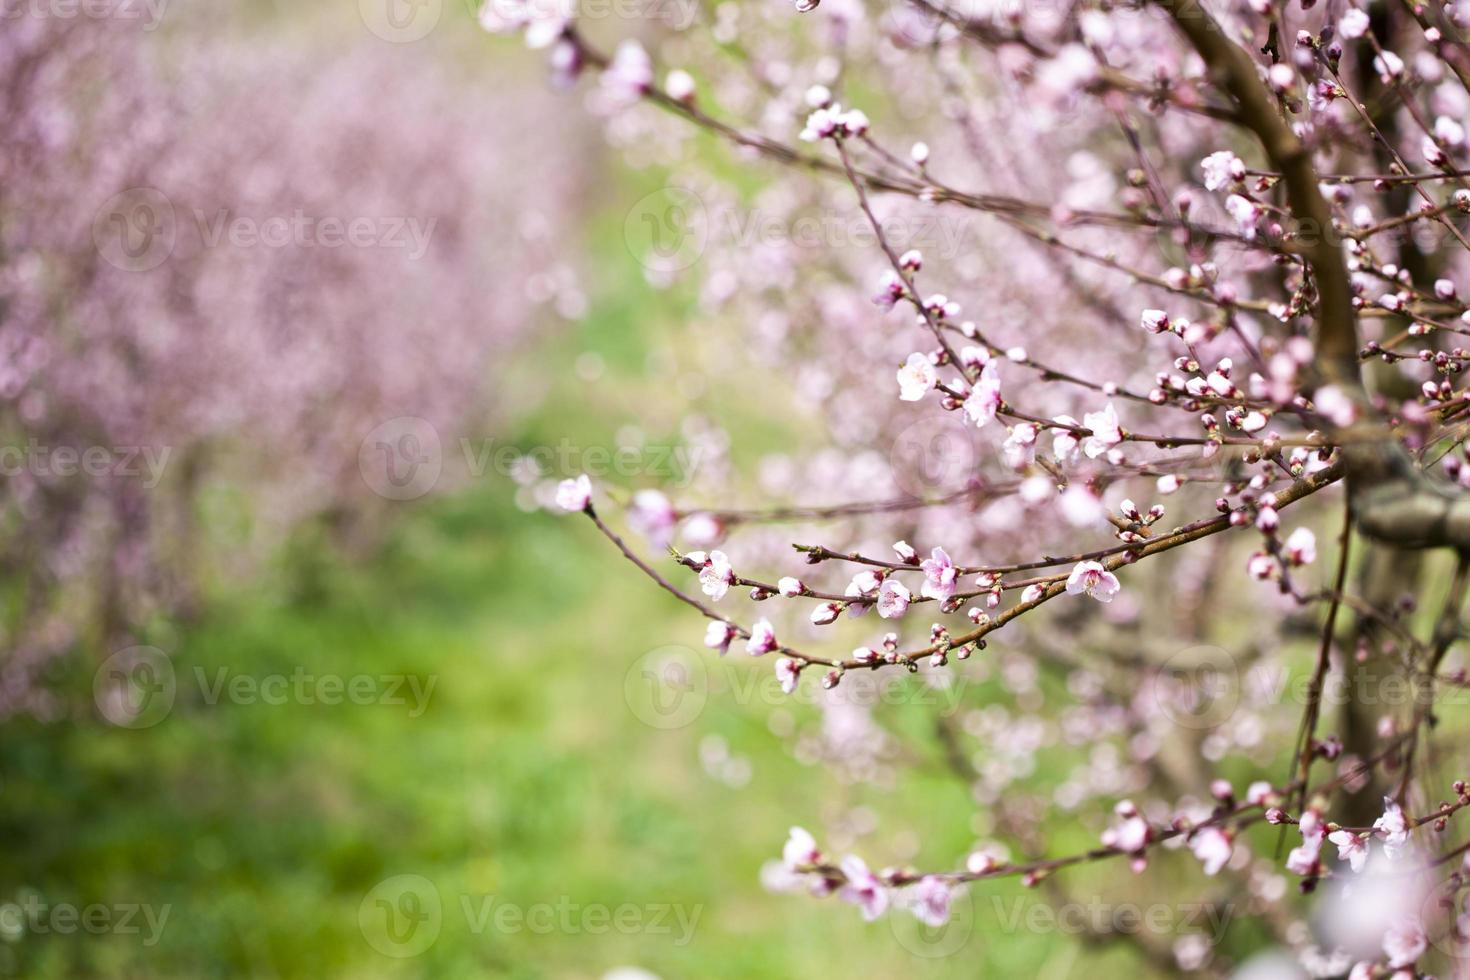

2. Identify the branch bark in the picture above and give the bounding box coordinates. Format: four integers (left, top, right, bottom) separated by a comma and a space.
1158, 0, 1470, 549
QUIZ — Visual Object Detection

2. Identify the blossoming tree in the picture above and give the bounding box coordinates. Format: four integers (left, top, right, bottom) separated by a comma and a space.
499, 0, 1470, 971
0, 19, 581, 718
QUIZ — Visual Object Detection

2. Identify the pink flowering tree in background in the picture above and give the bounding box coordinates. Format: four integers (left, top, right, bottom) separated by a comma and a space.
500, 0, 1470, 971
0, 18, 584, 719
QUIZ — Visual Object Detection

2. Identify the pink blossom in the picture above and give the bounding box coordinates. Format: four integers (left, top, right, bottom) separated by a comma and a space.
1373, 797, 1410, 859
477, 0, 571, 48
810, 603, 841, 626
872, 270, 905, 309
1284, 528, 1317, 565
1141, 309, 1170, 334
965, 851, 997, 875
1374, 50, 1406, 81
877, 578, 911, 619
600, 40, 653, 107
775, 658, 801, 694
1383, 915, 1427, 968
628, 490, 677, 548
665, 69, 696, 102
1052, 415, 1082, 461
1256, 505, 1279, 533
1081, 403, 1122, 458
1059, 485, 1105, 527
746, 618, 777, 656
1190, 827, 1232, 876
1286, 811, 1324, 876
777, 576, 804, 598
962, 361, 1002, 427
920, 548, 958, 602
838, 856, 888, 921
896, 352, 937, 401
699, 550, 735, 600
1065, 561, 1119, 602
1339, 7, 1370, 38
1328, 830, 1368, 873
783, 826, 821, 868
911, 875, 953, 927
555, 473, 592, 511
704, 620, 734, 654
1200, 150, 1244, 191
1003, 423, 1037, 470
846, 571, 881, 598
1225, 194, 1262, 239
1314, 385, 1359, 427
1103, 803, 1151, 854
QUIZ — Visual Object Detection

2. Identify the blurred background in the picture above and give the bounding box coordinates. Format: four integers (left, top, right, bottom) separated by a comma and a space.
0, 0, 1346, 977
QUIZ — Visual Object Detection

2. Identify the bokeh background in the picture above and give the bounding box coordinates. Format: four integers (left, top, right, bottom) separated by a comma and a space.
0, 0, 1378, 977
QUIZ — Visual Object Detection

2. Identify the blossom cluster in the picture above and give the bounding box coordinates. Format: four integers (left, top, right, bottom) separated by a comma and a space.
520, 0, 1470, 969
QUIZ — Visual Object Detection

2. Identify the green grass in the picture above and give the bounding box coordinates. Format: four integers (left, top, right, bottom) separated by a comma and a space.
2, 474, 1057, 978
